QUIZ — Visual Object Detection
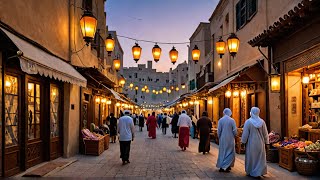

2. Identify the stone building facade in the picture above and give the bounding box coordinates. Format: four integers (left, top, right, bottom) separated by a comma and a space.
168, 61, 189, 101
0, 0, 126, 177
123, 61, 170, 106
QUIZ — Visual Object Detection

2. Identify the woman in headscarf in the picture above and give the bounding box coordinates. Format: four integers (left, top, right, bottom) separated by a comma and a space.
171, 112, 179, 138
216, 108, 237, 172
241, 107, 269, 178
138, 113, 145, 131
197, 111, 212, 154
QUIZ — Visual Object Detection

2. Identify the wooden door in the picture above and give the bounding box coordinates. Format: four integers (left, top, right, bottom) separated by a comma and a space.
49, 85, 62, 160
26, 81, 44, 168
4, 74, 21, 176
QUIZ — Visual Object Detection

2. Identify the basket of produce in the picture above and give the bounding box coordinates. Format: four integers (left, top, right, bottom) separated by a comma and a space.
305, 140, 320, 160
81, 128, 105, 156
295, 157, 319, 176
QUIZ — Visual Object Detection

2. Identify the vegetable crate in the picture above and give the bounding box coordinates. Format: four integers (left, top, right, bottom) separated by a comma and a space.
235, 136, 245, 154
104, 134, 110, 150
278, 147, 295, 171
84, 136, 105, 156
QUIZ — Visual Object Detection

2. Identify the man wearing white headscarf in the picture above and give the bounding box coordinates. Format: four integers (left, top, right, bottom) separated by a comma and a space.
241, 107, 269, 177
216, 108, 237, 172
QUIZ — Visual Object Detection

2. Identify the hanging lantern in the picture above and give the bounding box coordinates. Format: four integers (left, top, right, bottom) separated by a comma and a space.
241, 90, 247, 98
270, 74, 281, 92
233, 90, 239, 98
181, 83, 186, 89
130, 83, 134, 88
142, 88, 145, 92
216, 37, 226, 58
194, 100, 200, 105
192, 45, 200, 64
79, 10, 97, 45
225, 90, 232, 98
105, 34, 115, 56
159, 90, 163, 94
144, 85, 148, 89
146, 89, 150, 93
107, 100, 112, 105
189, 100, 194, 105
152, 89, 156, 93
95, 97, 101, 103
175, 87, 179, 91
135, 86, 139, 90
113, 58, 121, 72
101, 98, 107, 103
116, 102, 121, 107
302, 75, 310, 84
169, 46, 178, 65
119, 76, 126, 85
163, 87, 167, 92
171, 86, 174, 90
208, 99, 213, 105
227, 33, 240, 57
156, 91, 159, 95
132, 43, 142, 63
152, 44, 162, 63
167, 89, 171, 94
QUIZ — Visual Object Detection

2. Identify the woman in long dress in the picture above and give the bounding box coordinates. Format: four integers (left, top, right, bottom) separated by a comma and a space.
216, 108, 237, 172
197, 111, 212, 154
241, 107, 269, 178
108, 113, 117, 143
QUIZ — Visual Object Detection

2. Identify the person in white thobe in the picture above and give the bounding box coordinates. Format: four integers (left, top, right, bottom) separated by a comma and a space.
241, 107, 269, 177
216, 108, 237, 172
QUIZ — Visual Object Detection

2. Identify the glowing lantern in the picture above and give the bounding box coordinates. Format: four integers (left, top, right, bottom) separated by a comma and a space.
241, 90, 247, 98
152, 44, 162, 62
152, 90, 156, 93
270, 74, 280, 92
142, 88, 145, 92
175, 87, 179, 91
146, 89, 150, 93
169, 46, 178, 65
233, 90, 239, 98
225, 90, 232, 98
227, 33, 240, 57
101, 98, 107, 103
119, 76, 126, 85
135, 86, 139, 90
79, 11, 97, 44
105, 34, 115, 55
216, 37, 226, 58
113, 58, 121, 72
208, 99, 213, 105
302, 75, 310, 84
163, 87, 167, 92
116, 102, 121, 107
132, 43, 142, 63
130, 83, 134, 88
159, 90, 163, 94
189, 101, 194, 105
95, 97, 101, 103
167, 89, 171, 94
181, 84, 186, 89
192, 45, 200, 64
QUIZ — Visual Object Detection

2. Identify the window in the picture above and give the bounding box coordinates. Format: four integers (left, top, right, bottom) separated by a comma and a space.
236, 0, 257, 30
129, 75, 132, 78
134, 73, 137, 78
27, 82, 41, 140
166, 80, 169, 83
4, 75, 19, 147
50, 85, 60, 137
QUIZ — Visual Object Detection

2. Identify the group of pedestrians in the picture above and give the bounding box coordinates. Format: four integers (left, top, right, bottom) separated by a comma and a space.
115, 106, 269, 178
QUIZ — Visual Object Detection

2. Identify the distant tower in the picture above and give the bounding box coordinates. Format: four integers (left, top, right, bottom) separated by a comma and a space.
147, 61, 152, 69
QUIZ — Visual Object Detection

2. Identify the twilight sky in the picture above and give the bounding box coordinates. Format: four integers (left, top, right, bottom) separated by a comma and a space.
105, 0, 218, 72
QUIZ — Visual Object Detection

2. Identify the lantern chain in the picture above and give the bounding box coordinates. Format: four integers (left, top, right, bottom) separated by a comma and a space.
116, 33, 233, 45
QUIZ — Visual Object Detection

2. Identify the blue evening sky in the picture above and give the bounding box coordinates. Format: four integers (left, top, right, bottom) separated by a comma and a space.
105, 0, 218, 72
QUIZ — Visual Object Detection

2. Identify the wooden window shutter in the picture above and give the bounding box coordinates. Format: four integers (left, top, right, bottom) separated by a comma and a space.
236, 2, 241, 30
247, 0, 257, 19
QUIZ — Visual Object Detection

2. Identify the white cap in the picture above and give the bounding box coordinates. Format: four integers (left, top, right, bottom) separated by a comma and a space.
124, 110, 131, 115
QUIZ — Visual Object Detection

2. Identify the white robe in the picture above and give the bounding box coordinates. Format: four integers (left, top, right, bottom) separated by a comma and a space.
216, 115, 237, 169
241, 117, 269, 177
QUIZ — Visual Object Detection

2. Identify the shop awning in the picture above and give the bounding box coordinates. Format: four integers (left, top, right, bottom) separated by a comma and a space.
105, 87, 127, 103
208, 74, 240, 93
74, 66, 115, 88
0, 27, 87, 87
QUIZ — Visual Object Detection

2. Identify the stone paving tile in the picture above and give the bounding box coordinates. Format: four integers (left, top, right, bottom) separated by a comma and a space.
45, 126, 320, 179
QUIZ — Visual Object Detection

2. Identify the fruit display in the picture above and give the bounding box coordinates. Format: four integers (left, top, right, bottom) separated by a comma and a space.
81, 128, 103, 140
305, 140, 320, 152
272, 139, 307, 149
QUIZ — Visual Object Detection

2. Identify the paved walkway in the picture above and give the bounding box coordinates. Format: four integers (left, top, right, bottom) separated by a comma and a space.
43, 126, 317, 179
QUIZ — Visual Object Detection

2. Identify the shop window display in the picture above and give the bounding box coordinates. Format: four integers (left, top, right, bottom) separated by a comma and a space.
27, 83, 41, 140
50, 86, 59, 137
4, 75, 19, 146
